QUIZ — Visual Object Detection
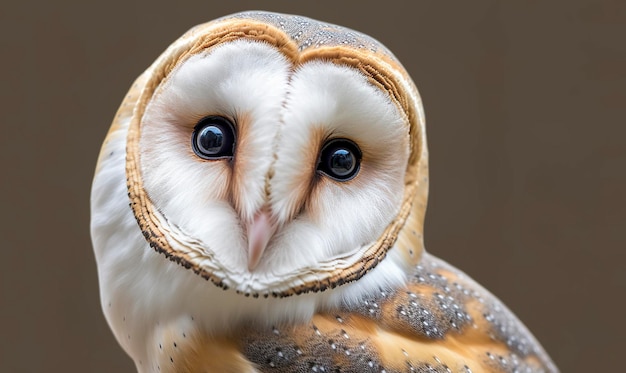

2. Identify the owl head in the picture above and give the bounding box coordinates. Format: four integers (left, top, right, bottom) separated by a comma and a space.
95, 11, 428, 300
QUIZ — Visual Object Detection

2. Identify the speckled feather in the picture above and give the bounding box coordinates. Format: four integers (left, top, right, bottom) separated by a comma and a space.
92, 11, 558, 373
227, 11, 396, 56
153, 253, 555, 373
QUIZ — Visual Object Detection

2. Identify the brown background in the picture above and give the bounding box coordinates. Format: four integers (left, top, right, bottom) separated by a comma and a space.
1, 1, 624, 372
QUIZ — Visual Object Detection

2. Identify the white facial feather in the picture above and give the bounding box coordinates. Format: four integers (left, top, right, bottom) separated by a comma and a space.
141, 39, 290, 223
266, 61, 409, 269
138, 40, 409, 283
140, 40, 291, 271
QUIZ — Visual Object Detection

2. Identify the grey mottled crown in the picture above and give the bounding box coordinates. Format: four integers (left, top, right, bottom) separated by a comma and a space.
223, 11, 397, 60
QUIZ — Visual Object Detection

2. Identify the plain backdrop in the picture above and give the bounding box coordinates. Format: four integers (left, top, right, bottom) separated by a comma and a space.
1, 1, 625, 372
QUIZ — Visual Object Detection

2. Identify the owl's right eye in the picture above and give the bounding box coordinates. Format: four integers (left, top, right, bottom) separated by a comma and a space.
191, 116, 236, 160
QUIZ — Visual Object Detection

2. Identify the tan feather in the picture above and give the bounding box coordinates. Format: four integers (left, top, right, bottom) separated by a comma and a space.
152, 254, 553, 372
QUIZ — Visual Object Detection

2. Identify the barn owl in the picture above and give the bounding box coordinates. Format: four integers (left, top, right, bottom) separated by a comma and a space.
91, 11, 558, 373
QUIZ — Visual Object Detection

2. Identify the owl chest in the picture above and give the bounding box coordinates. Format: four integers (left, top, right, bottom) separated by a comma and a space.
137, 257, 551, 373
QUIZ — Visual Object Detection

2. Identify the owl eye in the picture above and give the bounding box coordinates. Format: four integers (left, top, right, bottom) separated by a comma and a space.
191, 116, 236, 160
317, 138, 362, 181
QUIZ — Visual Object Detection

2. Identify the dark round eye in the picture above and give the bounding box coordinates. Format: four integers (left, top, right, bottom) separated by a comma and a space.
317, 138, 362, 181
191, 116, 236, 160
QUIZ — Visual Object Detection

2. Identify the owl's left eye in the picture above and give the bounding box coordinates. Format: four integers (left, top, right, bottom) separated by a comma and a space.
317, 138, 362, 181
191, 116, 236, 160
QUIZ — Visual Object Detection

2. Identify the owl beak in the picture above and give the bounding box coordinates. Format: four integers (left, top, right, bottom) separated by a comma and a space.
247, 210, 277, 271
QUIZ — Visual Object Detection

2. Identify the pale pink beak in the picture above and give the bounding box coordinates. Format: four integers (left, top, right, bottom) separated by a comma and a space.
246, 210, 277, 271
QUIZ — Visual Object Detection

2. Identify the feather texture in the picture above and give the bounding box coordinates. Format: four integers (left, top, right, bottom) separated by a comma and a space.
150, 254, 555, 373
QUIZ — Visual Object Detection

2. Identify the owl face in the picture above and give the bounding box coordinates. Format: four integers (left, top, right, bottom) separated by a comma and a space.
92, 11, 430, 363
136, 38, 410, 295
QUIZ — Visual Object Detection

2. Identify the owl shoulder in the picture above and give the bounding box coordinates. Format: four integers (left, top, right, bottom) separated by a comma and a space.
234, 253, 556, 372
